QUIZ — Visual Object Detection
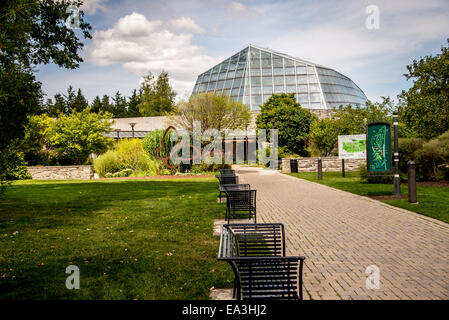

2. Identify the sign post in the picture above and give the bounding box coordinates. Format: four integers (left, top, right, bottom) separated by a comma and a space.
366, 122, 392, 173
393, 112, 400, 196
338, 134, 366, 177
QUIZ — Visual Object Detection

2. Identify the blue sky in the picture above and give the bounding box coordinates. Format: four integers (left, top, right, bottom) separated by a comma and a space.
37, 0, 449, 104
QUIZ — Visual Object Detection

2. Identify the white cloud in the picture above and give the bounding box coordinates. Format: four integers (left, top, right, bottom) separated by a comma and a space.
166, 16, 205, 34
81, 0, 107, 14
228, 1, 246, 12
89, 13, 219, 96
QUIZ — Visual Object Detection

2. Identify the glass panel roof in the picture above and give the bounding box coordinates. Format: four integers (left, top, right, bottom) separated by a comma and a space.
192, 45, 367, 110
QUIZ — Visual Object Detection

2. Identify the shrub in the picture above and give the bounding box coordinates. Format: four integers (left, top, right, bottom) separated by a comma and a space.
143, 129, 175, 161
94, 139, 160, 177
48, 109, 113, 164
93, 150, 123, 178
0, 148, 32, 181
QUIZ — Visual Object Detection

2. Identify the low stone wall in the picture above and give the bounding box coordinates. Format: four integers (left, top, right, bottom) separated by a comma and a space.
27, 165, 94, 180
281, 157, 364, 173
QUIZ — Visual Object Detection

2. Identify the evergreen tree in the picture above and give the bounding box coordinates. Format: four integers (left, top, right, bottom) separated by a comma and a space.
138, 71, 176, 116
127, 89, 142, 117
91, 96, 102, 113
64, 86, 77, 112
73, 88, 89, 112
101, 95, 114, 114
112, 91, 127, 117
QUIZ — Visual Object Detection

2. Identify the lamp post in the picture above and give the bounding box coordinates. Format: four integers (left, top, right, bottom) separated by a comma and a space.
393, 112, 400, 196
128, 122, 137, 138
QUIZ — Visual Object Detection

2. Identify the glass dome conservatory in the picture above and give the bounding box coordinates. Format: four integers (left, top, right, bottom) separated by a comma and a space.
191, 45, 367, 110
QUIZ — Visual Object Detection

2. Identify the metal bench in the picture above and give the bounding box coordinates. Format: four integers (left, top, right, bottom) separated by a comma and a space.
216, 174, 239, 199
219, 169, 235, 175
224, 189, 257, 223
218, 223, 305, 300
219, 183, 250, 201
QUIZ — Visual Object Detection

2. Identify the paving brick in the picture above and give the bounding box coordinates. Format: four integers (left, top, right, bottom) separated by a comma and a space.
234, 165, 449, 300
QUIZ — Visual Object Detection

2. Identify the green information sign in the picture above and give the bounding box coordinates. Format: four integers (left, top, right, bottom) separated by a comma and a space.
366, 122, 392, 173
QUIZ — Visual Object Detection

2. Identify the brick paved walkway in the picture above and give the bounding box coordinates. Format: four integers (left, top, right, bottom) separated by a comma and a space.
234, 165, 449, 300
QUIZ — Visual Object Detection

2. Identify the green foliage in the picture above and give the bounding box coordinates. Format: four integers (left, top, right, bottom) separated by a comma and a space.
399, 39, 449, 139
256, 93, 315, 155
138, 72, 176, 116
0, 145, 31, 183
94, 139, 159, 177
0, 0, 91, 190
142, 129, 175, 160
172, 92, 251, 133
21, 114, 54, 165
93, 150, 123, 178
397, 132, 449, 181
48, 109, 114, 164
127, 89, 142, 117
309, 98, 393, 156
310, 118, 340, 156
112, 91, 128, 117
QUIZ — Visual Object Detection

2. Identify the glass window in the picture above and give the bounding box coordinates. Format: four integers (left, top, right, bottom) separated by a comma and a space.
210, 73, 218, 81
274, 76, 284, 85
251, 86, 261, 94
231, 88, 240, 96
262, 77, 272, 86
223, 89, 231, 96
297, 84, 308, 92
224, 79, 233, 89
285, 66, 295, 75
233, 78, 242, 88
274, 85, 284, 93
227, 71, 235, 78
262, 68, 272, 76
243, 95, 250, 105
220, 60, 230, 72
235, 70, 244, 78
301, 103, 310, 108
219, 72, 227, 80
251, 95, 262, 105
263, 86, 273, 94
250, 69, 261, 76
296, 93, 308, 103
307, 66, 315, 74
272, 55, 283, 67
310, 93, 321, 102
285, 75, 295, 85
310, 102, 322, 108
250, 57, 260, 69
261, 51, 272, 68
296, 66, 306, 74
251, 76, 261, 86
297, 75, 307, 84
207, 82, 216, 91
308, 75, 318, 83
216, 80, 224, 90
309, 84, 319, 92
284, 58, 294, 67
273, 67, 283, 75
199, 83, 207, 91
212, 65, 220, 73
286, 85, 296, 93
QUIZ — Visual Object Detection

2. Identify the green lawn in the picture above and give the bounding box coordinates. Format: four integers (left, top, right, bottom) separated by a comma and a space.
287, 171, 449, 224
0, 178, 232, 299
